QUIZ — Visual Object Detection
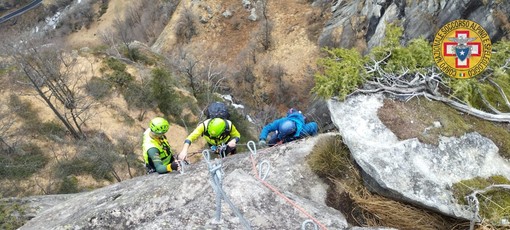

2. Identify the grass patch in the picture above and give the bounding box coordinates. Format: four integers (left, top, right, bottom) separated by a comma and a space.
57, 176, 80, 194
8, 94, 40, 129
120, 46, 157, 66
0, 144, 48, 180
39, 120, 67, 140
90, 45, 109, 55
463, 116, 510, 159
378, 97, 510, 159
0, 200, 28, 230
307, 134, 351, 179
378, 98, 469, 145
55, 136, 122, 183
452, 176, 510, 226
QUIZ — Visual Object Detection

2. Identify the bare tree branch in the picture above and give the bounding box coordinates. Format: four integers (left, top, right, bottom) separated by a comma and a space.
352, 55, 510, 123
476, 87, 502, 114
486, 78, 510, 110
4, 36, 93, 139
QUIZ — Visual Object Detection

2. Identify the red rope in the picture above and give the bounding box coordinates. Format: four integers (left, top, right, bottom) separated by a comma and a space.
249, 154, 328, 230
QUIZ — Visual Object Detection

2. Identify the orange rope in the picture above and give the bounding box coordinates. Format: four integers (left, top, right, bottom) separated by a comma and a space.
249, 153, 328, 230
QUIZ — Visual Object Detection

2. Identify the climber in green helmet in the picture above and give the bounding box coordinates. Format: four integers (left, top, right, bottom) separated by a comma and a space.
142, 117, 180, 174
178, 117, 241, 161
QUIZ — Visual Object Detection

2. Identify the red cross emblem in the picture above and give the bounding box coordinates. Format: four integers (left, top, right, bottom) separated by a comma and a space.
443, 31, 481, 68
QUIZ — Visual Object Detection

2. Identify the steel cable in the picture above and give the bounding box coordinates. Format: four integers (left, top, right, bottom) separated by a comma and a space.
203, 149, 252, 229
246, 140, 328, 230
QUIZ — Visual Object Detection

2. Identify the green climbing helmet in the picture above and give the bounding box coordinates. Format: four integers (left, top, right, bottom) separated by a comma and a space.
150, 117, 169, 134
207, 118, 226, 138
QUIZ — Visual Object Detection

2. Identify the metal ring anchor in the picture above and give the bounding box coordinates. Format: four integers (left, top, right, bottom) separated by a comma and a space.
301, 219, 318, 230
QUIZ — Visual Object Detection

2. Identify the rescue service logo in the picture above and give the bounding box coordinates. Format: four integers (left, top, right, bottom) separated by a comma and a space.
433, 19, 491, 79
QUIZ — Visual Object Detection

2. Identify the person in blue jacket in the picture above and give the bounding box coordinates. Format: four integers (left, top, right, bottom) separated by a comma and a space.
258, 108, 318, 147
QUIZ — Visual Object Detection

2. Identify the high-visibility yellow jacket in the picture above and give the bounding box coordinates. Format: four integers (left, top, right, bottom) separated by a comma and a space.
142, 128, 173, 173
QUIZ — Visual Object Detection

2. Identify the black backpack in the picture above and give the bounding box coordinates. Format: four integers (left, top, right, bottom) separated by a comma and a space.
205, 102, 230, 119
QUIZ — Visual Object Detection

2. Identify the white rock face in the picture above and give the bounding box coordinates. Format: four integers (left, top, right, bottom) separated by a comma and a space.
328, 94, 510, 220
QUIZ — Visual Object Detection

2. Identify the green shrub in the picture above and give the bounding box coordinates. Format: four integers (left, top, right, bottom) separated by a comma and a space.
489, 40, 510, 69
106, 71, 134, 89
452, 176, 510, 225
39, 120, 67, 138
105, 57, 126, 72
150, 68, 183, 118
312, 23, 510, 116
123, 81, 154, 111
373, 37, 434, 74
85, 76, 112, 100
57, 176, 80, 194
481, 79, 510, 113
0, 144, 48, 180
445, 77, 478, 106
313, 23, 438, 100
0, 200, 27, 230
91, 45, 109, 55
120, 47, 156, 65
98, 1, 108, 18
55, 137, 121, 182
313, 47, 367, 99
102, 58, 134, 90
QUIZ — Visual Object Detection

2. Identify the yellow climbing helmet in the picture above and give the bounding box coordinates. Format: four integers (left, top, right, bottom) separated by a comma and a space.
149, 117, 169, 134
207, 118, 227, 138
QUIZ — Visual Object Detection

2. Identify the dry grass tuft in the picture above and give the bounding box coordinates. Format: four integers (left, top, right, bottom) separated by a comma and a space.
338, 179, 458, 229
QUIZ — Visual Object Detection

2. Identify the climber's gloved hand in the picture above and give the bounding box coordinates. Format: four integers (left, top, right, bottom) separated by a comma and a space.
171, 162, 180, 171
258, 140, 267, 147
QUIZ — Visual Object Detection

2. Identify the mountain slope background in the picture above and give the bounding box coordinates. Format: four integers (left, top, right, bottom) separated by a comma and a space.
65, 0, 327, 109
0, 0, 331, 196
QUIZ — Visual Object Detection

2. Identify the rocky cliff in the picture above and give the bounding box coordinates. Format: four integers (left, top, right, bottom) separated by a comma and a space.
319, 0, 509, 51
14, 94, 510, 229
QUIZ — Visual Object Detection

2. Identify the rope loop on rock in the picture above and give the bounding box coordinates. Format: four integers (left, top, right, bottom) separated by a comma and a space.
247, 140, 328, 230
